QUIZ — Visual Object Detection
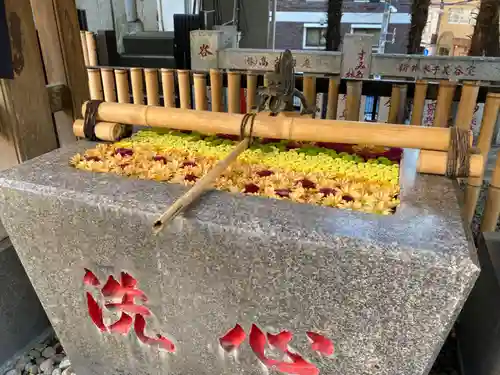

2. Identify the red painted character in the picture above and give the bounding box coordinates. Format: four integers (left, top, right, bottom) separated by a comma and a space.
83, 269, 175, 353
454, 65, 464, 76
219, 324, 334, 375
198, 44, 213, 58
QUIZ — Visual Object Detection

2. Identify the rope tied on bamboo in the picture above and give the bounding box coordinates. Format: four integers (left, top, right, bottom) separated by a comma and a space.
446, 127, 476, 178
83, 100, 103, 141
240, 112, 257, 145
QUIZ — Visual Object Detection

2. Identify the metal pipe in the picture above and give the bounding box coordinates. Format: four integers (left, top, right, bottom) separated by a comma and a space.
378, 0, 392, 53
125, 0, 138, 22
271, 0, 277, 50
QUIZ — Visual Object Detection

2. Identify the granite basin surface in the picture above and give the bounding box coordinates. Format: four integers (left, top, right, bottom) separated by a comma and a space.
0, 142, 478, 375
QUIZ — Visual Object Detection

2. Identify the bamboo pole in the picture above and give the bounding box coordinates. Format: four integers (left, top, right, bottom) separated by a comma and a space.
80, 31, 90, 67
73, 119, 126, 141
115, 69, 130, 104
210, 69, 222, 112
193, 73, 208, 111
481, 152, 500, 232
418, 150, 483, 178
455, 81, 480, 130
177, 70, 192, 109
411, 80, 428, 125
154, 138, 250, 233
303, 75, 317, 112
326, 76, 340, 120
130, 68, 144, 105
85, 31, 98, 66
161, 69, 175, 108
87, 68, 103, 100
247, 73, 258, 111
82, 101, 471, 152
145, 68, 160, 106
346, 81, 362, 121
388, 84, 403, 124
227, 71, 241, 113
433, 81, 456, 127
101, 68, 116, 102
464, 93, 500, 224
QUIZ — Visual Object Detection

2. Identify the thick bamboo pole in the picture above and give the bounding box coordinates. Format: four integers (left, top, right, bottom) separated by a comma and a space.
210, 69, 222, 112
80, 31, 90, 67
161, 69, 175, 108
82, 102, 468, 151
130, 68, 144, 105
193, 73, 208, 111
418, 150, 483, 178
388, 84, 403, 124
303, 75, 317, 112
85, 31, 98, 66
481, 152, 500, 232
464, 93, 500, 224
101, 68, 116, 102
433, 81, 456, 127
145, 68, 160, 106
115, 69, 130, 104
455, 81, 479, 130
411, 80, 428, 125
326, 77, 340, 120
227, 71, 241, 113
247, 73, 258, 111
177, 70, 192, 109
346, 81, 362, 121
87, 68, 103, 100
73, 119, 125, 141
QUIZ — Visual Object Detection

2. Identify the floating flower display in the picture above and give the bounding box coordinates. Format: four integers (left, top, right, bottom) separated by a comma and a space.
70, 130, 401, 215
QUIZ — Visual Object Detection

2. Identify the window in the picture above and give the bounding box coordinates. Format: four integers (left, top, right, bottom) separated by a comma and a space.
448, 8, 474, 24
303, 27, 327, 49
351, 26, 381, 51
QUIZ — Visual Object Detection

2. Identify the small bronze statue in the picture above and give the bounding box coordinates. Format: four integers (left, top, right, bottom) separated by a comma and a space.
255, 49, 316, 118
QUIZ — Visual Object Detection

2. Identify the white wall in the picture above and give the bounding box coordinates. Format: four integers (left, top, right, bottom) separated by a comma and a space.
76, 0, 159, 51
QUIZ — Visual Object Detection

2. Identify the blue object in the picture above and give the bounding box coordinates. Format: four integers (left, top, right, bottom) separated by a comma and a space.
424, 48, 429, 56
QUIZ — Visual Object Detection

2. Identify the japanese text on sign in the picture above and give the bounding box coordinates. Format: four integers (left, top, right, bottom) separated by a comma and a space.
345, 49, 367, 79
398, 61, 476, 77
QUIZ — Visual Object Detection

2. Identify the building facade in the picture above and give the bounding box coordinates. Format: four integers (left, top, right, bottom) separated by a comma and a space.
421, 1, 478, 56
274, 0, 411, 53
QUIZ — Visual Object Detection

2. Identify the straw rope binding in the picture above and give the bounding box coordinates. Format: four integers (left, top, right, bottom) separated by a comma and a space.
446, 127, 476, 178
83, 100, 103, 141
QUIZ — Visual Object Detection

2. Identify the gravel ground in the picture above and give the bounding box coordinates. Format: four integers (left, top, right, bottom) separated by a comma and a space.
2, 332, 74, 375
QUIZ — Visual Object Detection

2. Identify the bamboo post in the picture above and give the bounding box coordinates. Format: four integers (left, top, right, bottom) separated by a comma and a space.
73, 119, 125, 141
346, 81, 362, 121
227, 71, 241, 113
161, 69, 175, 108
263, 74, 269, 88
464, 93, 500, 224
388, 84, 403, 124
115, 69, 130, 104
247, 73, 258, 111
80, 31, 90, 67
130, 68, 144, 105
193, 73, 208, 111
210, 69, 222, 112
82, 102, 473, 152
85, 31, 98, 66
455, 81, 480, 130
145, 68, 160, 106
411, 80, 428, 125
177, 70, 192, 109
87, 68, 103, 100
154, 138, 250, 233
303, 75, 317, 112
481, 152, 500, 232
101, 68, 116, 102
418, 150, 483, 177
433, 81, 456, 127
326, 76, 340, 120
